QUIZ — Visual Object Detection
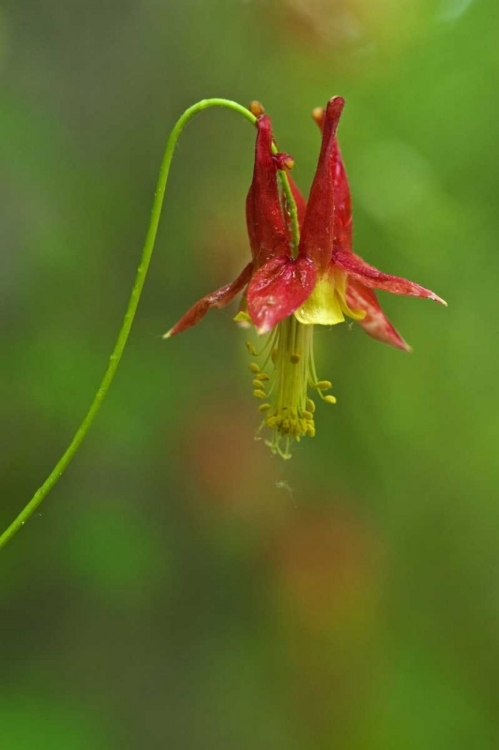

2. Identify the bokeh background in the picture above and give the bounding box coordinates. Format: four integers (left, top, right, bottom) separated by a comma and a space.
1, 0, 498, 747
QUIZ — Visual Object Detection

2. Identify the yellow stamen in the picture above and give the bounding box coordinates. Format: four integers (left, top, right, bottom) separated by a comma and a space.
248, 316, 336, 459
323, 395, 337, 404
316, 380, 332, 391
253, 390, 267, 400
307, 398, 316, 413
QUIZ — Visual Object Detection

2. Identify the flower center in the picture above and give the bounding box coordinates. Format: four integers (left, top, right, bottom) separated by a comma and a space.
294, 268, 366, 326
247, 316, 336, 459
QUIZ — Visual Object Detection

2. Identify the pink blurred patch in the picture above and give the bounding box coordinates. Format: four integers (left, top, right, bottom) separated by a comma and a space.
268, 503, 385, 637
180, 400, 288, 529
258, 0, 431, 63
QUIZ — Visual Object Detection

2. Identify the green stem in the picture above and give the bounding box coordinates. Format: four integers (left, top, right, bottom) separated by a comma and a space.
272, 145, 301, 251
0, 97, 301, 551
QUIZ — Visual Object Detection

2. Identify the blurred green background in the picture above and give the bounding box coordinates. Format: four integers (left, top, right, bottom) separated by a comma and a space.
1, 0, 498, 747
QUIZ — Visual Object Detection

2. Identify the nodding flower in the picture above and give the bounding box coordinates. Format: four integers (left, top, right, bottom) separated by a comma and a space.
165, 97, 446, 458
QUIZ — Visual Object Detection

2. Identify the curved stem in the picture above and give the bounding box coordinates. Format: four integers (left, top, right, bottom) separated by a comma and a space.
0, 98, 263, 551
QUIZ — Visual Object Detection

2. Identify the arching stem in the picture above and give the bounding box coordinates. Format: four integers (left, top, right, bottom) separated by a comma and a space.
0, 97, 300, 551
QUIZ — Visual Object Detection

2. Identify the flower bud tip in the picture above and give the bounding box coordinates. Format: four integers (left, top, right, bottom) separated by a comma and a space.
312, 106, 325, 127
249, 100, 265, 118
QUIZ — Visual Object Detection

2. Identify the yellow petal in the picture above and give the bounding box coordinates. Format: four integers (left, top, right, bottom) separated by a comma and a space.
294, 276, 345, 325
294, 270, 366, 325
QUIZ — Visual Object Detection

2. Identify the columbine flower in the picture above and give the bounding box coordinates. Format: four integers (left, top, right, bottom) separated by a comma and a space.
165, 97, 446, 458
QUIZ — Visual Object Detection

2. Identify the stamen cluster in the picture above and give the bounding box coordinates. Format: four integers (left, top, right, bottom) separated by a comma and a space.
247, 317, 336, 459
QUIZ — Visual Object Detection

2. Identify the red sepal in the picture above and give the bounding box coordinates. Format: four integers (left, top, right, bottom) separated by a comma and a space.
247, 255, 316, 334
346, 280, 411, 352
299, 97, 345, 273
335, 250, 446, 304
312, 106, 352, 253
331, 140, 353, 251
246, 116, 290, 266
165, 262, 253, 338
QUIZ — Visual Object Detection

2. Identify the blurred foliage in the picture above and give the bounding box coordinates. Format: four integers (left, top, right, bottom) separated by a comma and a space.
1, 0, 498, 747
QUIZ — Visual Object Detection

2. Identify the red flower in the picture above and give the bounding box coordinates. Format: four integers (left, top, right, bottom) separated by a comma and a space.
166, 97, 445, 458
164, 112, 316, 339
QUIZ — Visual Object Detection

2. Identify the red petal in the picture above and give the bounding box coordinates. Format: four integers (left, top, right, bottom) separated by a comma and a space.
299, 96, 345, 273
346, 279, 411, 352
335, 251, 447, 305
165, 263, 253, 338
312, 107, 352, 252
246, 116, 290, 266
247, 255, 316, 334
